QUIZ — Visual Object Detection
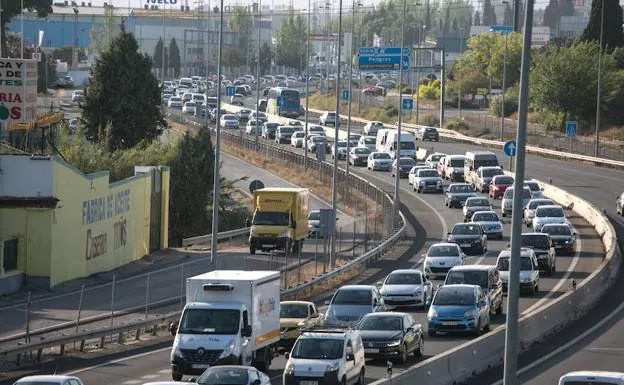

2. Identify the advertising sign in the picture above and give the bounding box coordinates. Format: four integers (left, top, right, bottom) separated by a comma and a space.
0, 59, 38, 124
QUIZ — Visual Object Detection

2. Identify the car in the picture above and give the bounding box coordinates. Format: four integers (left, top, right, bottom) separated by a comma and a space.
488, 175, 515, 199
290, 131, 306, 147
424, 152, 446, 168
520, 232, 556, 275
307, 210, 322, 237
331, 140, 349, 160
415, 126, 439, 141
162, 93, 173, 104
496, 248, 540, 295
168, 96, 183, 108
367, 152, 393, 171
523, 198, 555, 227
283, 328, 365, 385
194, 103, 209, 118
427, 284, 491, 336
196, 366, 271, 385
471, 211, 504, 240
443, 265, 504, 316
348, 133, 362, 142
319, 111, 337, 126
423, 242, 464, 280
71, 90, 84, 103
323, 285, 385, 326
391, 157, 417, 178
14, 376, 86, 385
276, 126, 296, 143
307, 135, 328, 153
524, 180, 544, 199
210, 108, 227, 122
236, 108, 252, 121
262, 122, 279, 139
379, 269, 433, 309
532, 205, 567, 232
501, 186, 532, 217
356, 312, 424, 363
220, 114, 240, 129
413, 168, 443, 193
363, 121, 384, 135
407, 164, 431, 185
541, 223, 577, 255
249, 111, 268, 123
558, 372, 624, 385
56, 75, 74, 88
435, 156, 447, 176
307, 124, 326, 137
358, 135, 377, 150
473, 166, 504, 193
245, 119, 262, 135
463, 197, 493, 222
230, 93, 244, 105
349, 147, 372, 166
286, 120, 303, 127
279, 300, 323, 349
182, 92, 193, 103
182, 101, 197, 114
617, 192, 624, 215
445, 183, 477, 208
362, 86, 385, 96
448, 222, 488, 255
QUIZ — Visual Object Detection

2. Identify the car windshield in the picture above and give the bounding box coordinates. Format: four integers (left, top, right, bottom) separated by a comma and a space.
528, 200, 553, 209
525, 182, 540, 192
364, 137, 376, 144
386, 272, 422, 285
326, 113, 336, 118
252, 211, 289, 226
418, 170, 439, 178
536, 207, 564, 217
521, 234, 550, 249
223, 115, 237, 120
280, 127, 295, 134
354, 148, 370, 154
265, 123, 278, 129
433, 287, 476, 306
473, 212, 499, 222
450, 159, 465, 167
359, 316, 402, 331
395, 141, 416, 150
497, 257, 533, 271
542, 225, 572, 236
428, 245, 460, 257
467, 199, 489, 207
430, 155, 443, 162
178, 309, 240, 335
474, 159, 499, 169
452, 224, 481, 235
291, 338, 343, 359
198, 367, 249, 385
336, 141, 347, 148
373, 153, 391, 159
449, 184, 472, 193
280, 304, 309, 318
332, 289, 372, 305
308, 211, 320, 220
399, 158, 416, 166
504, 188, 531, 199
446, 271, 489, 288
482, 168, 502, 177
293, 132, 305, 138
312, 136, 325, 142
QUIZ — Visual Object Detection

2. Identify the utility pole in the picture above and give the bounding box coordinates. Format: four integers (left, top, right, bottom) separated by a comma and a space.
330, 0, 343, 269
255, 0, 262, 146
304, 0, 311, 172
594, 0, 605, 158
345, 0, 357, 203
394, 0, 407, 226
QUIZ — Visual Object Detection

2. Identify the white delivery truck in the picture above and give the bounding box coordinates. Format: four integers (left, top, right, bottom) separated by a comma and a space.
170, 270, 281, 380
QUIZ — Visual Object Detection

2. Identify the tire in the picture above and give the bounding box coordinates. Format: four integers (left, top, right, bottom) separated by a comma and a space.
414, 337, 424, 357
341, 377, 347, 385
496, 301, 504, 315
356, 369, 365, 385
172, 372, 183, 381
398, 343, 408, 364
250, 246, 256, 255
474, 319, 482, 336
421, 294, 427, 309
484, 318, 491, 332
428, 329, 436, 337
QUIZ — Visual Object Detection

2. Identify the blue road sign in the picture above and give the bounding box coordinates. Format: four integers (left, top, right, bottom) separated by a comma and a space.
226, 86, 236, 96
565, 121, 577, 137
402, 98, 414, 110
342, 89, 350, 101
358, 46, 410, 72
358, 47, 410, 56
277, 96, 287, 108
504, 140, 517, 157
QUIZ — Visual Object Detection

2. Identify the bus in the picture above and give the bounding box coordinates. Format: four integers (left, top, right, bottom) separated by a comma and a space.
267, 87, 301, 118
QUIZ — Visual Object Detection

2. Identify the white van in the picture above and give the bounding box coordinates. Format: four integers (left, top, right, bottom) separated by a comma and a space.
382, 130, 416, 159
464, 151, 500, 186
559, 371, 624, 385
375, 128, 391, 153
178, 77, 193, 89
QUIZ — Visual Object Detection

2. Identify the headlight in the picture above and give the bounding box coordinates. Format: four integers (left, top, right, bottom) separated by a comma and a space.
218, 338, 237, 359
387, 340, 402, 347
285, 361, 296, 374
520, 276, 530, 283
326, 363, 339, 372
171, 347, 184, 360
278, 231, 288, 238
565, 239, 573, 244
437, 180, 442, 186
250, 230, 257, 237
464, 309, 478, 318
427, 308, 438, 320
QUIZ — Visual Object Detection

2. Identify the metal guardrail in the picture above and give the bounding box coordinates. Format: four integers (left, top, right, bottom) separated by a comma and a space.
182, 227, 251, 247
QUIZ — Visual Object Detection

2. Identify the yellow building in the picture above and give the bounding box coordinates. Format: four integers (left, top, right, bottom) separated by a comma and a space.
0, 154, 169, 294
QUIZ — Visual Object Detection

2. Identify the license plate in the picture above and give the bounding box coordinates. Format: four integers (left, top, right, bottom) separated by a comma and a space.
555, 245, 563, 248
442, 321, 459, 326
365, 348, 379, 353
192, 364, 210, 369
301, 381, 318, 385
461, 243, 471, 247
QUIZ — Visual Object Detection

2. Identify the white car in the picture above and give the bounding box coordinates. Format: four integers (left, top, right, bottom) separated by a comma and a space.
290, 131, 306, 147
424, 152, 447, 168
471, 210, 504, 240
524, 180, 544, 199
220, 114, 240, 129
407, 165, 431, 185
307, 124, 326, 137
363, 121, 384, 135
496, 248, 540, 295
532, 205, 567, 232
230, 93, 244, 105
14, 376, 86, 385
463, 197, 493, 222
307, 135, 327, 152
319, 111, 337, 126
182, 101, 197, 114
358, 135, 376, 150
523, 198, 554, 227
379, 269, 433, 309
168, 96, 183, 108
183, 366, 271, 385
245, 119, 262, 135
367, 152, 393, 171
249, 110, 268, 123
413, 168, 443, 193
423, 243, 464, 280
71, 90, 84, 103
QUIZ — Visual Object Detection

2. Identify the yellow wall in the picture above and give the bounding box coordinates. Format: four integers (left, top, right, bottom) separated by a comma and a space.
0, 209, 52, 278
49, 159, 153, 287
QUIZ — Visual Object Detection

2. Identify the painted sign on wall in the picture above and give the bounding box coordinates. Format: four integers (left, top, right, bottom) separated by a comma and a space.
0, 59, 37, 123
82, 189, 131, 261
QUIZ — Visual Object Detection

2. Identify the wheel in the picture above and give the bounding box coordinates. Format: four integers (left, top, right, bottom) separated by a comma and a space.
172, 371, 183, 381
473, 319, 482, 336
398, 343, 408, 364
414, 336, 424, 356
535, 284, 539, 293
356, 369, 365, 385
250, 246, 256, 255
444, 200, 448, 207
484, 318, 491, 332
428, 329, 435, 337
421, 293, 427, 309
496, 301, 504, 315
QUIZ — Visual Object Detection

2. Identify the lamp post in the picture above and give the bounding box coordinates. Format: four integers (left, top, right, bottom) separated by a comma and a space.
499, 0, 513, 142
345, 0, 361, 203
594, 0, 605, 158
304, 1, 311, 172
458, 26, 463, 120
393, 0, 408, 226
72, 7, 79, 69
255, 0, 262, 145
330, 0, 343, 270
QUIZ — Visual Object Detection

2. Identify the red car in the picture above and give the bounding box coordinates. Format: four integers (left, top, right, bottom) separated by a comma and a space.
488, 175, 515, 199
362, 86, 385, 96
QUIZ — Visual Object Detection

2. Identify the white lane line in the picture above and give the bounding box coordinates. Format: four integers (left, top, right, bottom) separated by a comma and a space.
585, 347, 624, 352
122, 381, 142, 384
158, 369, 171, 374
63, 346, 172, 375
141, 374, 160, 379
522, 223, 582, 315
489, 295, 624, 385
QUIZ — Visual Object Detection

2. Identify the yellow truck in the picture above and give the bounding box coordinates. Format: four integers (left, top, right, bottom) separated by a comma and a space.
248, 187, 309, 255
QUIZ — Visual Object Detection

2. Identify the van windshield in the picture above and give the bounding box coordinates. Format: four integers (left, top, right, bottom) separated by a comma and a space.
481, 168, 503, 177
450, 159, 464, 167
521, 234, 550, 249
178, 309, 240, 335
536, 207, 564, 217
253, 211, 289, 226
394, 141, 416, 150
497, 257, 533, 271
504, 188, 531, 199
446, 271, 489, 289
474, 159, 499, 169
292, 338, 343, 359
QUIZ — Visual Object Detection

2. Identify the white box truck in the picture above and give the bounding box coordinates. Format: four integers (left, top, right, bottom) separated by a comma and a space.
170, 270, 281, 380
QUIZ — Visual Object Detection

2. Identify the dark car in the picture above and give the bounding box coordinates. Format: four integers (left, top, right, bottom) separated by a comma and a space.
443, 265, 504, 316
445, 183, 477, 208
417, 127, 439, 141
521, 233, 556, 275
262, 122, 279, 139
349, 147, 372, 166
463, 197, 492, 221
447, 223, 488, 254
392, 157, 417, 178
540, 223, 577, 255
210, 108, 227, 123
356, 312, 424, 364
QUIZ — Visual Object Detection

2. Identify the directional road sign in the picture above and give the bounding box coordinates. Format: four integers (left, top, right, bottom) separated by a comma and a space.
248, 180, 265, 194
358, 46, 410, 72
504, 140, 517, 157
342, 89, 351, 101
565, 121, 577, 137
402, 98, 414, 110
226, 86, 236, 96
490, 25, 513, 35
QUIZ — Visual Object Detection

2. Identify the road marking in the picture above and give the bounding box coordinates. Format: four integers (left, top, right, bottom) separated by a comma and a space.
141, 374, 161, 379
158, 369, 171, 374
122, 381, 142, 384
585, 347, 624, 352
63, 346, 172, 375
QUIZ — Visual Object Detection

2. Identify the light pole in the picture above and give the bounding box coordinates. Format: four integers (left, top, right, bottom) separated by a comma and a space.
594, 0, 605, 158
330, 0, 343, 269
394, 0, 408, 226
499, 0, 513, 141
345, 0, 361, 203
255, 0, 262, 145
210, 0, 225, 267
72, 7, 79, 69
458, 26, 464, 120
304, 1, 311, 172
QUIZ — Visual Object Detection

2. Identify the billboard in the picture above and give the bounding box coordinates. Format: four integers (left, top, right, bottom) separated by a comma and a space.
0, 59, 38, 125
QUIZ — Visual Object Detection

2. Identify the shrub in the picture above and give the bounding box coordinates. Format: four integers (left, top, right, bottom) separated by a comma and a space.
490, 95, 519, 117
420, 115, 440, 127
419, 84, 440, 100
431, 79, 442, 88
444, 119, 472, 132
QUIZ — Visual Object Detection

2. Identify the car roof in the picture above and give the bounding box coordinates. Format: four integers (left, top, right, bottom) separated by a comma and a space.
542, 223, 571, 228
362, 311, 406, 318
528, 198, 553, 203
479, 166, 502, 170
449, 264, 494, 272
430, 242, 459, 247
338, 285, 375, 291
466, 196, 488, 201
388, 269, 423, 275
449, 183, 471, 187
498, 248, 535, 257
16, 376, 81, 383
281, 300, 315, 306
438, 284, 478, 290
536, 205, 563, 210
522, 232, 549, 237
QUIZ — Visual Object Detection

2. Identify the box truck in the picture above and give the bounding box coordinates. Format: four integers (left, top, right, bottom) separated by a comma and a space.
170, 270, 281, 379
247, 188, 309, 254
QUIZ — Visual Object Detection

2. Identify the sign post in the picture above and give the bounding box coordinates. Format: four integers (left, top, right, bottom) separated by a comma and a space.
504, 140, 517, 172
565, 120, 577, 153
358, 47, 410, 72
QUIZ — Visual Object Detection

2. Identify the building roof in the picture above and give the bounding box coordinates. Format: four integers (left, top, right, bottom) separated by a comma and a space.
0, 197, 60, 209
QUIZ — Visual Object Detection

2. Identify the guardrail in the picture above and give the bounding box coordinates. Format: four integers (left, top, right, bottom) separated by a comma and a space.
182, 227, 251, 248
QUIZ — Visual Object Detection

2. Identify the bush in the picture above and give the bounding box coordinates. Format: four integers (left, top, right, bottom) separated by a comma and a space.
431, 79, 442, 88
419, 77, 431, 86
490, 95, 519, 117
444, 119, 471, 132
419, 84, 440, 100
420, 115, 440, 127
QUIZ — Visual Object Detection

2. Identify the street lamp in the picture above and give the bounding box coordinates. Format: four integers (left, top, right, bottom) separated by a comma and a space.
254, 0, 262, 145
594, 0, 605, 157
304, 2, 312, 173
499, 0, 514, 142
458, 26, 464, 120
330, 0, 343, 269
73, 7, 79, 68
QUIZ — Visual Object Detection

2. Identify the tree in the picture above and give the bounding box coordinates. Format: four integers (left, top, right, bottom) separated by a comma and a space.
542, 0, 559, 29
168, 38, 181, 78
153, 37, 163, 70
580, 0, 624, 51
474, 10, 481, 26
482, 0, 494, 25
0, 0, 52, 56
81, 23, 165, 151
229, 8, 252, 67
51, 46, 86, 63
274, 12, 308, 70
89, 5, 119, 55
259, 42, 273, 75
443, 7, 451, 35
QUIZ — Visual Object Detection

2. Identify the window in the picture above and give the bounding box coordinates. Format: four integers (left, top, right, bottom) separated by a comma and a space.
3, 239, 18, 272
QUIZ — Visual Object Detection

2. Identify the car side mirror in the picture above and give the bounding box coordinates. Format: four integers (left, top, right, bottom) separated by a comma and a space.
284, 352, 290, 359
347, 353, 355, 361
447, 231, 451, 235
253, 380, 262, 385
169, 321, 178, 336
245, 218, 251, 227
242, 325, 252, 337
325, 300, 331, 306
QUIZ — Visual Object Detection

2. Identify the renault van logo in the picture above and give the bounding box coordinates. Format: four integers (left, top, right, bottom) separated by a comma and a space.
197, 348, 205, 355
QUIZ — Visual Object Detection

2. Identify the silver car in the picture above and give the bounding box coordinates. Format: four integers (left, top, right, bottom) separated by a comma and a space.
501, 186, 532, 217
523, 198, 554, 227
463, 197, 492, 221
324, 285, 386, 326
413, 168, 443, 193
532, 205, 567, 232
379, 269, 433, 309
